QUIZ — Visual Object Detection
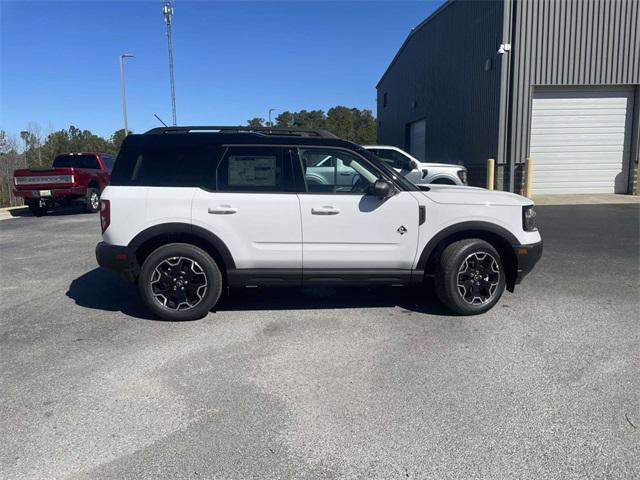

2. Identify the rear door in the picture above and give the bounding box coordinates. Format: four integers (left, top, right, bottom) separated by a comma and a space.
191, 146, 302, 271
295, 147, 420, 271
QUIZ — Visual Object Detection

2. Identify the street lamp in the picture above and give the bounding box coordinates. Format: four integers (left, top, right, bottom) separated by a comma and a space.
119, 53, 134, 135
268, 108, 276, 127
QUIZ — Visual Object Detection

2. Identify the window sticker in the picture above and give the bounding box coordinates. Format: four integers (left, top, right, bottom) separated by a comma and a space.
228, 156, 276, 186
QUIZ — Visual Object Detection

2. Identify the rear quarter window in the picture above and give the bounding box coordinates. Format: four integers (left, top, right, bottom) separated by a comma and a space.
110, 145, 222, 188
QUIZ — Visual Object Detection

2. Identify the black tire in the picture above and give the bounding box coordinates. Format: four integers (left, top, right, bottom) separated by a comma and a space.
27, 202, 48, 217
85, 188, 100, 213
435, 239, 506, 315
138, 243, 223, 321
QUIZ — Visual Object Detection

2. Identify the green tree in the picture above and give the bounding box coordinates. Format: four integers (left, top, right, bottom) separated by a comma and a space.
247, 118, 265, 127
269, 107, 376, 143
326, 106, 376, 144
109, 129, 129, 153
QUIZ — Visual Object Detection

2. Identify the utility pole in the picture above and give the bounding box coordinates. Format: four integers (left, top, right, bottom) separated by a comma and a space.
119, 54, 134, 135
268, 108, 276, 127
163, 1, 177, 126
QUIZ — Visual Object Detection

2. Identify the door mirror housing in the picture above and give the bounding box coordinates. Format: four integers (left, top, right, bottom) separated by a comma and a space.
409, 160, 419, 170
370, 179, 394, 199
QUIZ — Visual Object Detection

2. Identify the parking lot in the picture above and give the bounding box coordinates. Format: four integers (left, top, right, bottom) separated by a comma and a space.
0, 203, 638, 479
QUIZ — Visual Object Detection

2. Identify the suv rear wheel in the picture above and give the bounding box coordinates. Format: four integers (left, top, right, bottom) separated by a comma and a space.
139, 243, 223, 321
435, 239, 506, 315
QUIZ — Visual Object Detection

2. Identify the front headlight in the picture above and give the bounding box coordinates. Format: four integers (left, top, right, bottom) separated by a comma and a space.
523, 205, 537, 231
457, 169, 468, 184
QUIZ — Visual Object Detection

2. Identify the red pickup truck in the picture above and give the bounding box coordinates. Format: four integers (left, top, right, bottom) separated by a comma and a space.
13, 152, 114, 216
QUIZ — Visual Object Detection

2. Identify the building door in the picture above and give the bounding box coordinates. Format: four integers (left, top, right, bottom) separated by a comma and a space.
408, 119, 426, 161
529, 86, 635, 194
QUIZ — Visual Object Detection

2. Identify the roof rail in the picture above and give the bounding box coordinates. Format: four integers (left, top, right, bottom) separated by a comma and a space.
144, 126, 339, 139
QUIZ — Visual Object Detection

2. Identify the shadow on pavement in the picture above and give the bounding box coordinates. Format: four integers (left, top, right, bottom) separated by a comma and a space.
10, 205, 95, 217
67, 268, 451, 321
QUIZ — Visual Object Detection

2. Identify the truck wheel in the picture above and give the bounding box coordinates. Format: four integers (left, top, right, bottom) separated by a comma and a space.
27, 201, 48, 217
85, 188, 100, 213
435, 239, 506, 315
138, 243, 223, 321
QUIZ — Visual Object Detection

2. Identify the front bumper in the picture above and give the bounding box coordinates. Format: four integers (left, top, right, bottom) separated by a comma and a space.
95, 242, 139, 284
513, 240, 543, 284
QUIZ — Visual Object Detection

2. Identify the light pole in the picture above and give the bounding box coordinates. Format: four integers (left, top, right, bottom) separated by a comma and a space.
268, 108, 276, 127
119, 54, 134, 135
163, 1, 177, 126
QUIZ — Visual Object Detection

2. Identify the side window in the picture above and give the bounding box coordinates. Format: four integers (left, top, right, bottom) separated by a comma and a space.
375, 149, 412, 170
110, 146, 220, 188
102, 156, 115, 172
299, 148, 380, 194
216, 147, 293, 193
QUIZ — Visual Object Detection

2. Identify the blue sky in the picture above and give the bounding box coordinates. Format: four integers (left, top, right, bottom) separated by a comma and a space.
1, 0, 439, 139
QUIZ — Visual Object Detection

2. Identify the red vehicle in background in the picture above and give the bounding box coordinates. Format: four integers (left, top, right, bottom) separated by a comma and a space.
13, 152, 114, 216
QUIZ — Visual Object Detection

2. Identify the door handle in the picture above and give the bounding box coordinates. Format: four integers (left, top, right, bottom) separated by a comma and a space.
311, 206, 340, 215
208, 205, 237, 215
339, 171, 351, 176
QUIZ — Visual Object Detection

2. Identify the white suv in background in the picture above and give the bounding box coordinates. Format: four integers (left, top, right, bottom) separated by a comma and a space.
363, 145, 468, 186
96, 126, 542, 321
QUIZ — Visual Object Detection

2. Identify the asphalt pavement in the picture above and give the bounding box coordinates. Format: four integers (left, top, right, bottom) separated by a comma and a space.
1, 204, 638, 479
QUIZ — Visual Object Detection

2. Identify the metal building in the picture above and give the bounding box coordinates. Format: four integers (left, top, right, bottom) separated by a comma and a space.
376, 0, 640, 195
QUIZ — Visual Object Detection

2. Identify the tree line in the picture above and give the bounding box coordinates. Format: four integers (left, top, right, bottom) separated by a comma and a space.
247, 106, 376, 145
0, 125, 128, 208
0, 106, 377, 208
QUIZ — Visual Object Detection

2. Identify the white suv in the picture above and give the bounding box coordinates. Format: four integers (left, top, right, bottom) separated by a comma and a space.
363, 145, 468, 186
96, 126, 542, 321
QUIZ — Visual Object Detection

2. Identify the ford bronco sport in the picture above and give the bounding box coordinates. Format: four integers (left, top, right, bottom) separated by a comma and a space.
96, 126, 542, 321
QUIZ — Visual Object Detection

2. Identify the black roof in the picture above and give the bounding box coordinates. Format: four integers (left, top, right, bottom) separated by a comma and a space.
124, 126, 358, 149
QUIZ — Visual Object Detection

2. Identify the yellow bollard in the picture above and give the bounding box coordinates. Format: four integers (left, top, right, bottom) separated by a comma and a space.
486, 158, 495, 190
524, 157, 534, 198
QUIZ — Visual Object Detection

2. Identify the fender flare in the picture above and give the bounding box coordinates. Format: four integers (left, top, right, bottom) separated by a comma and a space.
416, 221, 519, 271
128, 222, 236, 269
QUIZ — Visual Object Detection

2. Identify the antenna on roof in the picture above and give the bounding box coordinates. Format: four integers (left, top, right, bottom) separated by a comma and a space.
154, 114, 169, 127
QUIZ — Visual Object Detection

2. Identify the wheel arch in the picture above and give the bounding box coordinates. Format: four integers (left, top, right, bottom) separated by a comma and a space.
128, 223, 236, 276
418, 222, 519, 292
429, 175, 458, 185
88, 179, 100, 190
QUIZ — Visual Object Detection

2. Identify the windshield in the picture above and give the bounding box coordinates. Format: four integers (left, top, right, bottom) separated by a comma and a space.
356, 148, 419, 191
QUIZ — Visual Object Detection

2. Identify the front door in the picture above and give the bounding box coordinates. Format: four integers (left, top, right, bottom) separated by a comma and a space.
297, 147, 420, 271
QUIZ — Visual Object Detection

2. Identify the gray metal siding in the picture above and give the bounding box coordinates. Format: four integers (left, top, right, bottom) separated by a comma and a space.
508, 0, 640, 173
376, 0, 504, 186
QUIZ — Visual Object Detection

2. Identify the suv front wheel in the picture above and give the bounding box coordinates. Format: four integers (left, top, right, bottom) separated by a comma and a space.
139, 243, 223, 321
435, 239, 506, 315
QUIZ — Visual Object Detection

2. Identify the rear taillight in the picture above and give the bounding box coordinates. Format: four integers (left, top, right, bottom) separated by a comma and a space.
457, 169, 468, 184
100, 200, 110, 233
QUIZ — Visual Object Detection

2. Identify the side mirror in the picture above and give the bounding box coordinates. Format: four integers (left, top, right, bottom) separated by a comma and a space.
370, 179, 394, 199
409, 160, 419, 170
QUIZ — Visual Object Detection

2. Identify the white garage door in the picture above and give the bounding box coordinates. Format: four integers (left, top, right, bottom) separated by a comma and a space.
408, 119, 426, 161
529, 86, 634, 194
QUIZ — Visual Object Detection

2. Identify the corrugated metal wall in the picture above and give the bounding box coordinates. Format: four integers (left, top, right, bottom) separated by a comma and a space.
507, 0, 640, 173
376, 0, 504, 186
